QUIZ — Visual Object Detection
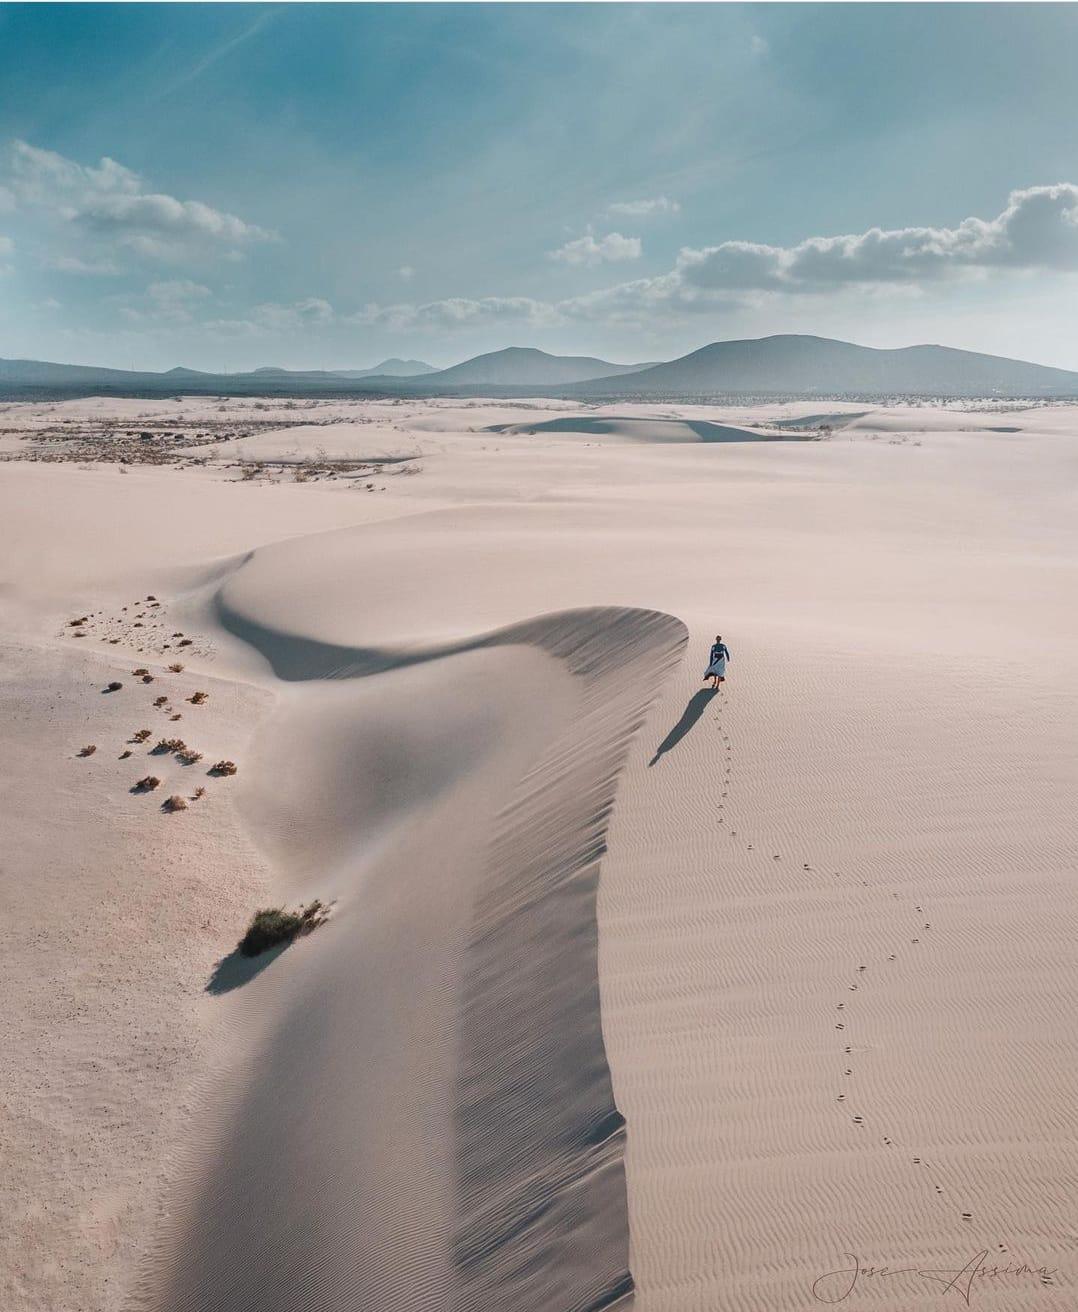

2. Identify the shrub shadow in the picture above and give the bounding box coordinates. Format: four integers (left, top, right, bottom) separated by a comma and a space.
205, 942, 289, 995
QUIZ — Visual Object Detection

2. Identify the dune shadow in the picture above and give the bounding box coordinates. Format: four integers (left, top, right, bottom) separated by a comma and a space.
648, 687, 717, 766
205, 942, 289, 995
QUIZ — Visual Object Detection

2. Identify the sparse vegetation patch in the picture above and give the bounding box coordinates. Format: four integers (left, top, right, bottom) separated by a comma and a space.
238, 900, 329, 957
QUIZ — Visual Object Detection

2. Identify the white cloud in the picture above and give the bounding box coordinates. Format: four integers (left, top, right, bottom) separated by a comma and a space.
0, 186, 14, 213
398, 265, 415, 280
607, 196, 680, 218
6, 140, 275, 268
353, 296, 555, 332
678, 183, 1078, 293
0, 235, 13, 255
353, 183, 1078, 336
46, 254, 120, 276
750, 35, 769, 57
549, 230, 642, 266
205, 297, 336, 336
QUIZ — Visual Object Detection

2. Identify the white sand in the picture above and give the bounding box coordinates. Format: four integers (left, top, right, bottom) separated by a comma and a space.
2, 398, 1076, 1311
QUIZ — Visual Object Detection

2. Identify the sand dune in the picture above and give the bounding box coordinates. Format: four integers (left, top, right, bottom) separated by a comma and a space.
481, 415, 802, 443
2, 397, 1077, 1312
137, 586, 684, 1312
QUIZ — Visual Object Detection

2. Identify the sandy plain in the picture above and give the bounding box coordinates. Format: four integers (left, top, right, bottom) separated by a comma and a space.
1, 394, 1076, 1312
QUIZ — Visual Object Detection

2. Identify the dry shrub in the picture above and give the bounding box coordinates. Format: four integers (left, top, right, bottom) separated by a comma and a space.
189, 691, 208, 705
210, 759, 238, 776
105, 681, 123, 693
153, 696, 168, 707
177, 749, 203, 765
238, 900, 328, 957
78, 744, 97, 757
134, 775, 161, 791
162, 795, 188, 813
131, 728, 152, 743
132, 668, 149, 676
168, 662, 184, 673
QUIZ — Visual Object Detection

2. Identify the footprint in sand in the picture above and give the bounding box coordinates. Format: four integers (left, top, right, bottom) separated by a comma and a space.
962, 1212, 972, 1221
835, 1022, 845, 1030
852, 1116, 864, 1125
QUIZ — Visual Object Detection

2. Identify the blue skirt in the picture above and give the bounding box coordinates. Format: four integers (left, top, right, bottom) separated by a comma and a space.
705, 657, 726, 677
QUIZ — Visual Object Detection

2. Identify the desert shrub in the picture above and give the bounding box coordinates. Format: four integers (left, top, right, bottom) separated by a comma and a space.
189, 691, 208, 704
238, 900, 328, 957
131, 728, 152, 742
153, 696, 168, 707
119, 749, 132, 759
78, 744, 97, 757
192, 786, 206, 800
210, 759, 238, 776
177, 749, 203, 765
132, 668, 149, 676
141, 674, 154, 683
155, 737, 187, 754
134, 775, 161, 791
162, 794, 188, 812
178, 638, 193, 647
168, 662, 184, 673
105, 680, 123, 692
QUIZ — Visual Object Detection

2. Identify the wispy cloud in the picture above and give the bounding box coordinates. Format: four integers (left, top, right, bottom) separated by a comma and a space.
157, 8, 283, 99
607, 196, 680, 219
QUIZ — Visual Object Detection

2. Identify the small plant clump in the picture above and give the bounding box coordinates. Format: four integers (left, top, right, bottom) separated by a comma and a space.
168, 662, 184, 673
211, 759, 238, 776
68, 617, 89, 627
177, 749, 203, 764
192, 785, 206, 800
238, 900, 328, 957
135, 775, 161, 791
131, 728, 152, 742
141, 674, 154, 684
78, 744, 97, 757
155, 737, 187, 754
105, 681, 123, 693
189, 691, 209, 705
132, 668, 149, 677
162, 794, 188, 812
153, 696, 168, 707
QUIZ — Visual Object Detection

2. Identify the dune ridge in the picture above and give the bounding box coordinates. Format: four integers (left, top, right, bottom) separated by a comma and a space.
136, 563, 687, 1312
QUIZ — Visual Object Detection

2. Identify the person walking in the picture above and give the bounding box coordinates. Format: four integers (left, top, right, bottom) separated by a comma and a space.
704, 634, 731, 688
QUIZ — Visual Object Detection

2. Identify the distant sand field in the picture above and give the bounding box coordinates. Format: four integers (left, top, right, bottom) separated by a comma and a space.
2, 398, 1076, 1311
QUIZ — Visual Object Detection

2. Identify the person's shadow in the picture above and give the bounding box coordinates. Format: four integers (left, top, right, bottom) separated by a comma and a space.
648, 687, 718, 766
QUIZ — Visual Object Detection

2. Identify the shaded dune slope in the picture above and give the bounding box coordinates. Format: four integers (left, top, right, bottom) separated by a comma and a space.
136, 551, 687, 1312
482, 415, 805, 443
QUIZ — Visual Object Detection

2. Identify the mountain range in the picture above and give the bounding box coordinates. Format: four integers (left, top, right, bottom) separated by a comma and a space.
2, 336, 1076, 398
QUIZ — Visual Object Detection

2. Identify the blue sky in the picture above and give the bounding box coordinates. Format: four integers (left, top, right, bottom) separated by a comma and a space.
1, 3, 1077, 370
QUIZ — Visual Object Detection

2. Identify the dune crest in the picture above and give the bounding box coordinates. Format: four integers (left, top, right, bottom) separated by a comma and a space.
136, 578, 686, 1312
